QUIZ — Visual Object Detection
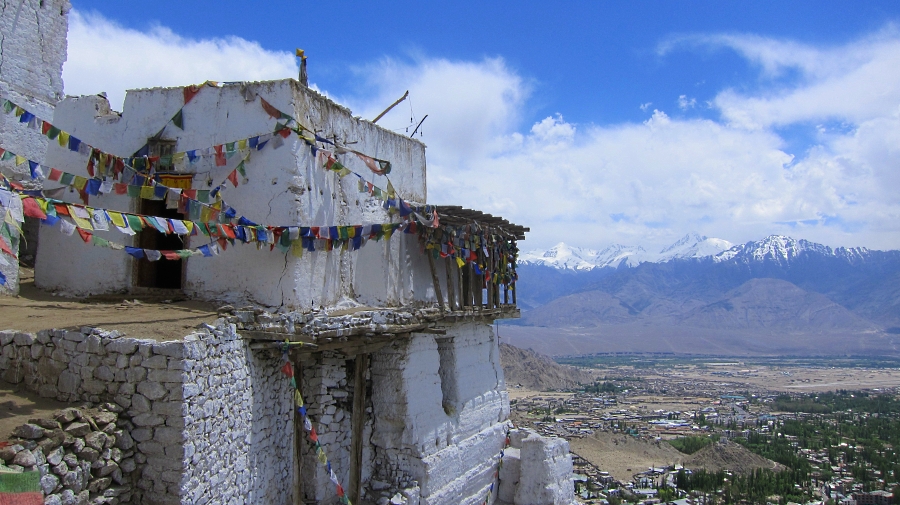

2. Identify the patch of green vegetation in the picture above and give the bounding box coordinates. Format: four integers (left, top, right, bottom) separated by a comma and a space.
667, 435, 715, 455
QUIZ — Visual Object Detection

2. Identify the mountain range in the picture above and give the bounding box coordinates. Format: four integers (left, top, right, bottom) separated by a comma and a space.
505, 234, 900, 357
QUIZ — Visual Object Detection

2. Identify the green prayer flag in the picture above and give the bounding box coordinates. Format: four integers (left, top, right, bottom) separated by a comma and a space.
197, 190, 209, 203
125, 214, 143, 231
2, 100, 13, 114
47, 126, 61, 140
0, 470, 41, 493
177, 250, 193, 259
59, 173, 75, 185
172, 109, 184, 129
236, 161, 246, 178
127, 185, 141, 198
159, 154, 172, 167
0, 151, 13, 161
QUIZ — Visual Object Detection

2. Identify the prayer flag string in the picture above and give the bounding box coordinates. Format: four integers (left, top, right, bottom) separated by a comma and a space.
280, 352, 353, 505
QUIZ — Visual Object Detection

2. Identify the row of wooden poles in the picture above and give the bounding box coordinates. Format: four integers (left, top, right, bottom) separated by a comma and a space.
427, 251, 516, 312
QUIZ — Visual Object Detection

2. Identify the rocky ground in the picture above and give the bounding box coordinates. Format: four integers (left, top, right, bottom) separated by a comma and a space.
684, 440, 785, 475
0, 404, 136, 504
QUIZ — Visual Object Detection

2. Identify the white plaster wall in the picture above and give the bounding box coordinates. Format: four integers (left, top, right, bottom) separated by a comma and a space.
34, 79, 436, 309
368, 323, 510, 505
35, 95, 133, 294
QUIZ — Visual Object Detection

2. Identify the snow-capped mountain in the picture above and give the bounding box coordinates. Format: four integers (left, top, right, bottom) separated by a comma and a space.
518, 242, 646, 271
657, 233, 733, 262
714, 235, 872, 266
520, 233, 732, 271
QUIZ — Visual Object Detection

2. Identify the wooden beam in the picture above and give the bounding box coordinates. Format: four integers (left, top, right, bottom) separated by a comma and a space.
349, 353, 369, 504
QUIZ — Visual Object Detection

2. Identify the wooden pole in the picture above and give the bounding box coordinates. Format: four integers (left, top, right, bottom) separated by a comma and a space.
349, 353, 370, 504
444, 257, 457, 311
427, 253, 446, 313
372, 91, 409, 124
292, 356, 303, 504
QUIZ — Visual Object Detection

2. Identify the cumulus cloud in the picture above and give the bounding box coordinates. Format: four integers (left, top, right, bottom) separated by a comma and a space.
662, 30, 900, 129
63, 10, 298, 111
345, 34, 900, 251
60, 14, 900, 251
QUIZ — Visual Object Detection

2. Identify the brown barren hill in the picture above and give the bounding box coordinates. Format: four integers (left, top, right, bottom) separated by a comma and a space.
683, 440, 785, 475
500, 342, 592, 391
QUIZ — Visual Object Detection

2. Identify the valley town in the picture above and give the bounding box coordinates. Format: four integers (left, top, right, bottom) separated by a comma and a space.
506, 354, 900, 505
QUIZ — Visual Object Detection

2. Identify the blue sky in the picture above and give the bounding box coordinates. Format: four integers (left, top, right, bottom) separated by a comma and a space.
64, 1, 900, 252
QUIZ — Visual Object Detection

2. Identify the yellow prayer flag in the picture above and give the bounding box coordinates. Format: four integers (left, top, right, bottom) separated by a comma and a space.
108, 211, 126, 228
387, 181, 396, 199
294, 390, 304, 407
291, 240, 304, 258
68, 206, 93, 230
72, 176, 87, 190
173, 152, 185, 165
140, 186, 155, 200
317, 451, 327, 465
237, 139, 247, 151
58, 131, 69, 147
184, 221, 194, 233
200, 206, 210, 223
14, 155, 26, 166
456, 256, 465, 268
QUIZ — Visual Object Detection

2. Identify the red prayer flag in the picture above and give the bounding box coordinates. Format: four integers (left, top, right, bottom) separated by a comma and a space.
0, 236, 14, 256
260, 97, 282, 119
214, 145, 226, 166
162, 251, 180, 261
21, 198, 46, 220
277, 127, 291, 139
281, 361, 293, 377
77, 228, 92, 243
184, 85, 201, 104
42, 121, 52, 135
226, 170, 238, 187
309, 427, 318, 442
114, 183, 128, 195
48, 168, 62, 181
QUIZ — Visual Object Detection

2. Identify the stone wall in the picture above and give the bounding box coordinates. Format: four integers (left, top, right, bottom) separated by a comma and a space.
0, 405, 135, 505
0, 323, 293, 505
0, 0, 71, 295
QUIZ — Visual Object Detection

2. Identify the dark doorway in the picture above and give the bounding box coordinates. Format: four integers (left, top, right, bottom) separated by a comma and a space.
134, 199, 185, 289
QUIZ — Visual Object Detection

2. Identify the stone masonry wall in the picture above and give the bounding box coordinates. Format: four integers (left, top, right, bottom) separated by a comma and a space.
296, 351, 360, 505
181, 326, 293, 505
0, 322, 293, 505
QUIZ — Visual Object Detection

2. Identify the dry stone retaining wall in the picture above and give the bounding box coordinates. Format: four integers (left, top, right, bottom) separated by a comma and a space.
0, 322, 293, 505
0, 405, 134, 505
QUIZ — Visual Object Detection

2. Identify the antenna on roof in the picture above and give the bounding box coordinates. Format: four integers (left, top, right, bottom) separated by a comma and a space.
372, 90, 409, 124
296, 49, 308, 87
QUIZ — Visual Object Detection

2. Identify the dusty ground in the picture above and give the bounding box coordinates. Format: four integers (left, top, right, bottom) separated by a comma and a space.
647, 365, 900, 393
569, 431, 686, 482
0, 378, 71, 441
0, 268, 219, 341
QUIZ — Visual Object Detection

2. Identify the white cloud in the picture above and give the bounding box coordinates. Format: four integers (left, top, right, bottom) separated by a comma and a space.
63, 10, 298, 111
677, 95, 697, 110
663, 30, 900, 129
60, 14, 900, 252
345, 38, 900, 252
